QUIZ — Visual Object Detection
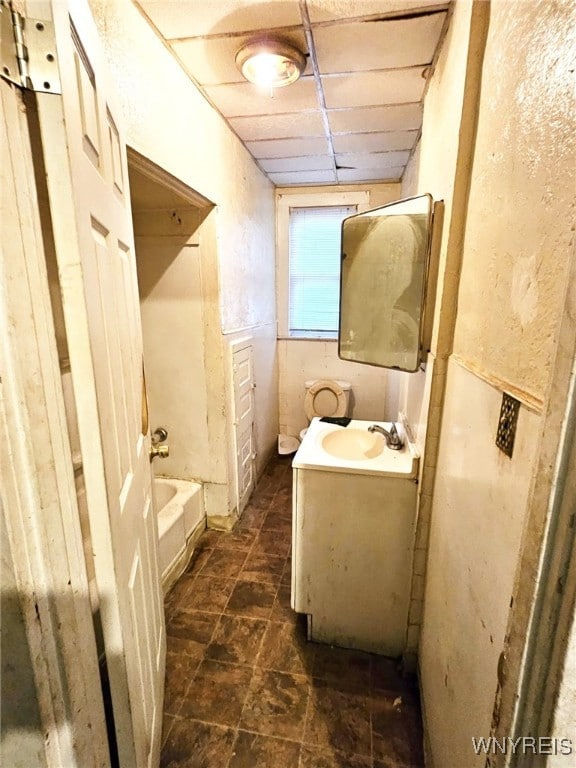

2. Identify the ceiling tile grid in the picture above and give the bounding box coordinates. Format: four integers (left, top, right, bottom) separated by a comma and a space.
136, 0, 450, 186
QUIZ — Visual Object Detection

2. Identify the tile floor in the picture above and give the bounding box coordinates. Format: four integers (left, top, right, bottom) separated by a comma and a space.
161, 456, 425, 768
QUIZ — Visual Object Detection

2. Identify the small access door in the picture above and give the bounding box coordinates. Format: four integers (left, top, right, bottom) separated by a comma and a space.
26, 1, 165, 765
232, 342, 256, 514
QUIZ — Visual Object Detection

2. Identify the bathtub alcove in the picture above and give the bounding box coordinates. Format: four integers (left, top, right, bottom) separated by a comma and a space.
128, 149, 215, 591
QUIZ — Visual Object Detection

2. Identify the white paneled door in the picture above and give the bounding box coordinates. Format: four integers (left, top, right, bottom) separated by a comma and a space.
30, 1, 165, 765
232, 342, 256, 514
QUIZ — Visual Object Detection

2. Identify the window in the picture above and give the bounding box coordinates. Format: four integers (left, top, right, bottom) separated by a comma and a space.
276, 190, 369, 339
288, 205, 356, 337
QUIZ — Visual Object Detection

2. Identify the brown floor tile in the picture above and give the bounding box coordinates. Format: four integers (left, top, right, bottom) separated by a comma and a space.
161, 457, 425, 768
261, 508, 292, 532
371, 655, 403, 691
185, 546, 214, 576
312, 645, 372, 691
198, 548, 248, 579
239, 668, 310, 741
165, 573, 195, 612
258, 621, 316, 676
236, 509, 267, 531
269, 585, 298, 625
229, 731, 300, 768
214, 528, 258, 551
182, 575, 236, 614
304, 680, 371, 757
197, 529, 222, 550
205, 615, 267, 666
370, 694, 424, 767
252, 530, 291, 559
161, 713, 176, 749
239, 552, 285, 585
164, 651, 201, 714
299, 745, 373, 768
178, 659, 253, 727
161, 718, 235, 768
225, 580, 277, 619
245, 490, 275, 511
280, 558, 292, 586
166, 609, 220, 658
273, 484, 292, 501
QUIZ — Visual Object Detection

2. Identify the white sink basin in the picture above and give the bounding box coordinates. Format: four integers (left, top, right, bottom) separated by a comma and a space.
293, 418, 419, 478
321, 428, 384, 460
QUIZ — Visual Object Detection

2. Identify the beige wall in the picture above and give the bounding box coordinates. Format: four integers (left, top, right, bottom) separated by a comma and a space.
551, 608, 576, 765
91, 1, 277, 520
278, 339, 392, 438
453, 1, 575, 402
411, 1, 576, 766
275, 182, 402, 437
135, 215, 210, 483
398, 0, 476, 667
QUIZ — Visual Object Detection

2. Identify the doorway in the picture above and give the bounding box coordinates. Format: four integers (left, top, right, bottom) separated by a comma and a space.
127, 149, 214, 581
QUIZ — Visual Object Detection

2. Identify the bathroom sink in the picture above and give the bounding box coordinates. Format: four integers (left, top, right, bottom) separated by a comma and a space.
294, 418, 418, 478
321, 428, 384, 460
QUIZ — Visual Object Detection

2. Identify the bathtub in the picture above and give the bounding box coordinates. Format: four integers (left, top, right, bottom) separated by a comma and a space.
154, 477, 205, 592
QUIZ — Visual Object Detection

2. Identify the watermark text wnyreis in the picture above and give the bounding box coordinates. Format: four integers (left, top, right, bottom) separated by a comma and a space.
472, 737, 573, 756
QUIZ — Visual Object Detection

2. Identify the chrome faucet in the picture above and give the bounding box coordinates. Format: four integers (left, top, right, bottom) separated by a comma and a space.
150, 426, 169, 461
368, 422, 404, 450
151, 427, 168, 445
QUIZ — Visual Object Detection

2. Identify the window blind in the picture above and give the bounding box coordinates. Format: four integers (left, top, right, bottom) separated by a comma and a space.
288, 205, 356, 335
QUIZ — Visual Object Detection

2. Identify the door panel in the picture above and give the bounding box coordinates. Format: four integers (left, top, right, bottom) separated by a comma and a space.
233, 344, 256, 514
31, 2, 165, 765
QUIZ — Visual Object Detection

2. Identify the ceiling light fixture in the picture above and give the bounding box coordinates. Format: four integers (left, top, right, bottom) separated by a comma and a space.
235, 38, 306, 89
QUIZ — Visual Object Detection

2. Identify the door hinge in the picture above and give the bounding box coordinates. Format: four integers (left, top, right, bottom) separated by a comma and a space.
1, 1, 61, 93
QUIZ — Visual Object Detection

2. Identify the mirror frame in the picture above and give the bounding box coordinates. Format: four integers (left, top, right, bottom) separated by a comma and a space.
338, 193, 435, 372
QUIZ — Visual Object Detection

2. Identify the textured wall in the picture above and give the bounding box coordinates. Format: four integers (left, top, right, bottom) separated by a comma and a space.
418, 1, 576, 766
90, 0, 279, 512
136, 227, 211, 482
275, 182, 400, 437
453, 0, 576, 402
89, 0, 276, 334
278, 339, 390, 437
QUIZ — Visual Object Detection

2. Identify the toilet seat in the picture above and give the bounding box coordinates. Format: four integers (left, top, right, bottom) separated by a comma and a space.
304, 379, 347, 421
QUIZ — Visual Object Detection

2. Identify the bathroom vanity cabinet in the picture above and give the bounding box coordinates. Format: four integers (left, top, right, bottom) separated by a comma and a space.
291, 418, 419, 656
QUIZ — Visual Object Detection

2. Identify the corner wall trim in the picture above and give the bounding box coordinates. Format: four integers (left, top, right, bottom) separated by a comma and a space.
452, 354, 544, 414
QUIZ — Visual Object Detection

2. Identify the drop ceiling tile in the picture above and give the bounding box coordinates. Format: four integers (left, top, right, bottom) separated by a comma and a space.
307, 0, 447, 23
322, 68, 426, 109
313, 13, 446, 73
268, 170, 337, 185
172, 29, 311, 86
332, 130, 417, 154
229, 111, 325, 141
336, 150, 410, 169
328, 103, 422, 133
204, 77, 319, 116
247, 137, 330, 159
259, 155, 334, 172
336, 167, 405, 183
138, 0, 302, 39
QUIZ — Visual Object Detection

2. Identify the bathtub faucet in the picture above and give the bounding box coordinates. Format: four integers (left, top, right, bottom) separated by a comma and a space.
368, 422, 404, 450
150, 426, 169, 461
152, 426, 168, 445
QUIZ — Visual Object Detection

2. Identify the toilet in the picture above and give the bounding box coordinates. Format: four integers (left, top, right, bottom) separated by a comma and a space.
299, 379, 352, 441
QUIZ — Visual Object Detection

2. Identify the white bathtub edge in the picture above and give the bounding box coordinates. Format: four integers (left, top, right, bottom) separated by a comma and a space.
161, 517, 206, 596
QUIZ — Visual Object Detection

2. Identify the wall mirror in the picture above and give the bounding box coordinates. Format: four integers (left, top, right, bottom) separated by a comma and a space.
338, 194, 434, 372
